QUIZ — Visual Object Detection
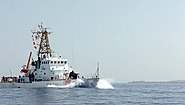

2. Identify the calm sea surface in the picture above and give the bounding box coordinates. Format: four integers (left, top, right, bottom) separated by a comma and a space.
1, 82, 185, 105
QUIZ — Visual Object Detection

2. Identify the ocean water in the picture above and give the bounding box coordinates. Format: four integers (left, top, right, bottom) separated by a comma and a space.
1, 81, 185, 105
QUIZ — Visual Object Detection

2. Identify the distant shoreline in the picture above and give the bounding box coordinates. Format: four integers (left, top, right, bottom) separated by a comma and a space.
128, 80, 185, 83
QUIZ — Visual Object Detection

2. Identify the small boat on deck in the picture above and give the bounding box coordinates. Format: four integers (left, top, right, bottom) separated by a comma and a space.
0, 24, 99, 88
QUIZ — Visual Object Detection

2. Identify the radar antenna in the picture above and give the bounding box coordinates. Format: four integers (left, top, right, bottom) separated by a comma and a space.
32, 23, 52, 58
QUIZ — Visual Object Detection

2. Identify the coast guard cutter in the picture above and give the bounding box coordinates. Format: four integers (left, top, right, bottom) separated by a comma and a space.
0, 24, 99, 88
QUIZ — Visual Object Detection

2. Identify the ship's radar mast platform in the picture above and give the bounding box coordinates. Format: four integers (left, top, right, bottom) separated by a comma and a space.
32, 23, 52, 59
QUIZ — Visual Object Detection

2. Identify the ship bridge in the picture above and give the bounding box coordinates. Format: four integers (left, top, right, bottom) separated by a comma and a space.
31, 55, 72, 81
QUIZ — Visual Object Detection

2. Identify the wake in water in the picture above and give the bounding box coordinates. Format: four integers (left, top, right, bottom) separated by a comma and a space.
96, 79, 114, 89
46, 79, 114, 89
47, 78, 84, 88
47, 83, 76, 88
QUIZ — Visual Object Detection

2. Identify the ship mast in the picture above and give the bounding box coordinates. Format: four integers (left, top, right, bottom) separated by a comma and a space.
32, 23, 52, 58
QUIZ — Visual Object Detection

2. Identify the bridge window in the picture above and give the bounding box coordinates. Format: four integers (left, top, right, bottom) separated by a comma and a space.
54, 61, 57, 64
61, 61, 63, 64
58, 61, 60, 64
51, 61, 53, 64
64, 61, 67, 64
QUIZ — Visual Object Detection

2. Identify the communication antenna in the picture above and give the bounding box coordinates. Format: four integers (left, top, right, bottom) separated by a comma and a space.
96, 62, 100, 78
10, 69, 12, 77
31, 23, 52, 58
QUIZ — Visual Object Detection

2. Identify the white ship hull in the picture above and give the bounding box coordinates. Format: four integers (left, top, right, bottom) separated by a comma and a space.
0, 78, 99, 88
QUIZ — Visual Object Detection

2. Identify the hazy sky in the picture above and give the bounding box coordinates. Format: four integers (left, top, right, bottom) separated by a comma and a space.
1, 0, 185, 82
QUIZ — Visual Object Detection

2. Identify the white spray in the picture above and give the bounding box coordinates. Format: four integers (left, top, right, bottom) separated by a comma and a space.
47, 83, 76, 88
96, 79, 114, 89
